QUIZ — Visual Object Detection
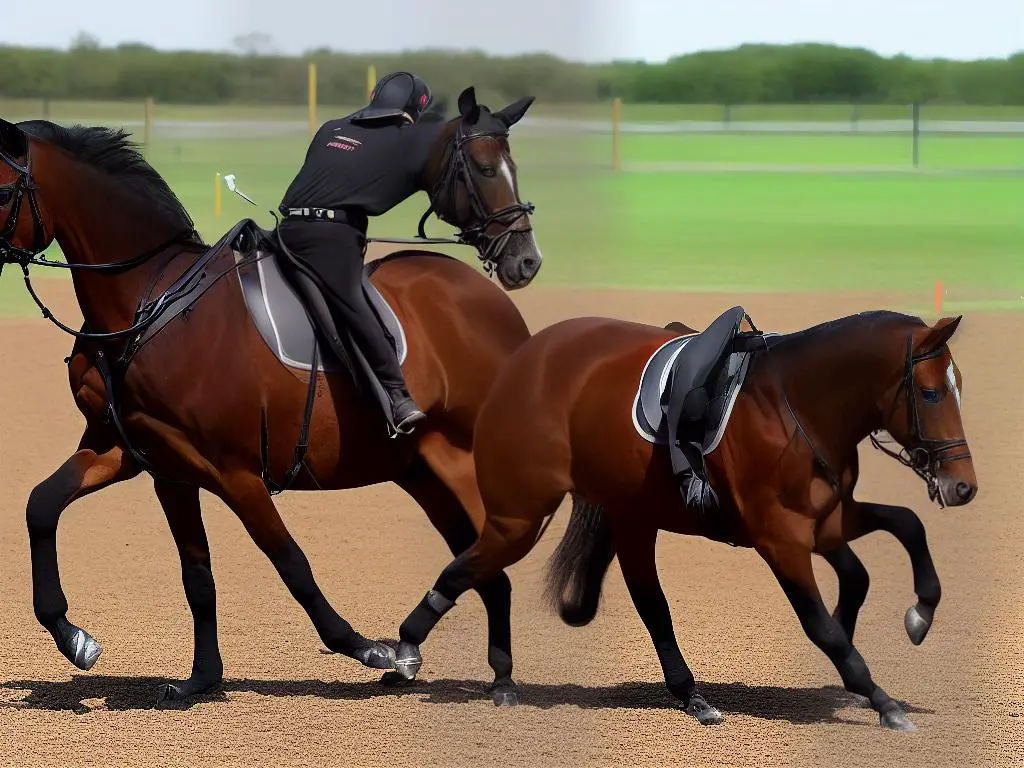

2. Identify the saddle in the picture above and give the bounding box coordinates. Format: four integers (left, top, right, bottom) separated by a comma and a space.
228, 219, 410, 427
646, 306, 764, 521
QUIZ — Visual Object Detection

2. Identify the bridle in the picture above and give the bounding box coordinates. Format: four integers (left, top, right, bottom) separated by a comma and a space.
0, 139, 199, 341
869, 335, 971, 506
417, 116, 535, 277
0, 143, 48, 265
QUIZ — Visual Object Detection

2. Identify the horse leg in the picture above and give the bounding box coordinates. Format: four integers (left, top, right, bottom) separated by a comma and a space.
820, 544, 870, 642
854, 501, 941, 646
393, 488, 560, 695
758, 538, 917, 731
27, 433, 140, 670
153, 480, 224, 703
613, 521, 724, 725
394, 454, 517, 706
214, 471, 395, 670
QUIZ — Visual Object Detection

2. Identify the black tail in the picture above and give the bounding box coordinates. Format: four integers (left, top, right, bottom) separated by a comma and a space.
543, 494, 616, 627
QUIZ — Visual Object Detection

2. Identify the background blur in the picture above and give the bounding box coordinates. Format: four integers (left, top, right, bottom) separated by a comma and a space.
1, 0, 1021, 315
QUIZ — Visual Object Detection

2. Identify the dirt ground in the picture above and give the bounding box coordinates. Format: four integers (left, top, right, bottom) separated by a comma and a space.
0, 280, 1019, 768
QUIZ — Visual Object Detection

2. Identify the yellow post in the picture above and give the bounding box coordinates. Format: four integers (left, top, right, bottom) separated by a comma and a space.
214, 173, 222, 220
143, 97, 155, 145
367, 64, 377, 98
308, 61, 318, 138
611, 97, 622, 172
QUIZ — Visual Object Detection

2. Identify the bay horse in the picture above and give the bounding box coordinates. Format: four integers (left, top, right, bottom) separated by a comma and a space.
0, 86, 541, 702
390, 307, 977, 730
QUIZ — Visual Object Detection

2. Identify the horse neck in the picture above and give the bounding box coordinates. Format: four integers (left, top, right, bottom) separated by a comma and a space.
774, 324, 901, 452
39, 149, 184, 333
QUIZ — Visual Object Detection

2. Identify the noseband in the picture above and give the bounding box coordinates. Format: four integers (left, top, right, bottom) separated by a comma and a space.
417, 118, 535, 276
869, 336, 971, 506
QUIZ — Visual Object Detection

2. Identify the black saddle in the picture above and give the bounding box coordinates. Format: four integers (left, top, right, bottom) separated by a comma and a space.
661, 306, 760, 516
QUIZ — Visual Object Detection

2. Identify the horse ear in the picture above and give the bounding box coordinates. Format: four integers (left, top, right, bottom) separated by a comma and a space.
0, 119, 26, 157
494, 96, 535, 128
457, 87, 480, 123
918, 315, 963, 353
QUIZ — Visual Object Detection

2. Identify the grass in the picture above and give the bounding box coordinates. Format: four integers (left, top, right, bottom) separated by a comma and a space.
622, 134, 1024, 169
1, 101, 1019, 318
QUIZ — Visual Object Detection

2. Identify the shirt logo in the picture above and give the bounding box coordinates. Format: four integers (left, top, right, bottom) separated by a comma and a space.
327, 134, 362, 152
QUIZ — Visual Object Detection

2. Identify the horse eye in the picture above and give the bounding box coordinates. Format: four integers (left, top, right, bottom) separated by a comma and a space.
921, 388, 941, 404
479, 166, 497, 178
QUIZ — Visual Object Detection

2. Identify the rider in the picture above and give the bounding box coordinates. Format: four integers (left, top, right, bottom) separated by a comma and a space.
277, 71, 439, 435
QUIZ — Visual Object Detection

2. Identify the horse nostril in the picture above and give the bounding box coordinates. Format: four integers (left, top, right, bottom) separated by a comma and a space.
522, 257, 537, 271
954, 482, 974, 501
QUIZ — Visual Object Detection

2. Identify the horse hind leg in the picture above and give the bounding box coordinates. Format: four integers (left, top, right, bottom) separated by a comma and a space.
27, 431, 140, 671
213, 470, 396, 671
395, 453, 516, 706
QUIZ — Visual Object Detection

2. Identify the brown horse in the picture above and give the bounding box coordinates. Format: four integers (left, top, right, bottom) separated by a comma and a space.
0, 87, 540, 703
391, 307, 977, 729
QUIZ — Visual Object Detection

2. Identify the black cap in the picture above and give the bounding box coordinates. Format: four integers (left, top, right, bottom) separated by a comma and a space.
350, 71, 433, 125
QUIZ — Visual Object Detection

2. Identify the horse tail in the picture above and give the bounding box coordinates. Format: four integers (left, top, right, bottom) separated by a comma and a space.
543, 494, 616, 627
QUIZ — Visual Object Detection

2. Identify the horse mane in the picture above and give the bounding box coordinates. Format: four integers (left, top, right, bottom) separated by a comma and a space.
17, 120, 204, 245
772, 309, 925, 347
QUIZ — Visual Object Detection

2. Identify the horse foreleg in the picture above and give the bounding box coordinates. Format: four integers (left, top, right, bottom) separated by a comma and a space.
153, 480, 224, 703
852, 501, 941, 646
27, 432, 140, 670
757, 529, 917, 732
820, 544, 871, 642
612, 521, 724, 725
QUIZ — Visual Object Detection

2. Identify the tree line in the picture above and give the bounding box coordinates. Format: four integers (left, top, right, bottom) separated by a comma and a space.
0, 41, 1021, 106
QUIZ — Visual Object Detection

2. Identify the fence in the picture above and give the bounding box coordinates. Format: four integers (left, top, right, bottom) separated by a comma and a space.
3, 80, 1022, 175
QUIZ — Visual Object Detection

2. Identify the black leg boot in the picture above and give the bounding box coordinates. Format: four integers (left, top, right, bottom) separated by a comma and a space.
388, 386, 426, 434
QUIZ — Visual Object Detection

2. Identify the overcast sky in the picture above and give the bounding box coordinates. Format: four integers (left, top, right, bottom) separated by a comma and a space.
6, 0, 1022, 63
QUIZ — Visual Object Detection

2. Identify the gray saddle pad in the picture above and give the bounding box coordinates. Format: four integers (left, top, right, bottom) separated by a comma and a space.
234, 248, 406, 373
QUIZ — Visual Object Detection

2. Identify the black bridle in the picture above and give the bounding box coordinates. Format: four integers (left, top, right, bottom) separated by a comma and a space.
416, 117, 535, 276
0, 141, 199, 341
0, 145, 48, 265
869, 336, 971, 506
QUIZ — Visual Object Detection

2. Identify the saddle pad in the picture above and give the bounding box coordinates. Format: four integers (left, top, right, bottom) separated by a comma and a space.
631, 334, 752, 452
235, 248, 407, 373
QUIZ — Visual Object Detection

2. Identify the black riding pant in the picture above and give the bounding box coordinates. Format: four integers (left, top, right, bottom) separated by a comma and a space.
278, 218, 406, 392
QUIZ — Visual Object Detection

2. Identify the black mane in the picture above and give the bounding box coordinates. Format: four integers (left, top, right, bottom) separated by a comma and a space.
18, 120, 202, 243
766, 309, 925, 349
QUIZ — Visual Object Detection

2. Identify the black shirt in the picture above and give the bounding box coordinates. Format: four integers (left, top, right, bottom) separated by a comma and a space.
279, 115, 443, 222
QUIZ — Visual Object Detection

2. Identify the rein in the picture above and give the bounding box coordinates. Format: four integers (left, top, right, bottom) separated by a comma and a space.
416, 117, 535, 276
0, 140, 202, 341
868, 337, 971, 507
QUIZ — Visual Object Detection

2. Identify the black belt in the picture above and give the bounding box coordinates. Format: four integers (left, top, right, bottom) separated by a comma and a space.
282, 207, 352, 223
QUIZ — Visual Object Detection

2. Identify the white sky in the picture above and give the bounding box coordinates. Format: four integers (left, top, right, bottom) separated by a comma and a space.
5, 0, 1022, 63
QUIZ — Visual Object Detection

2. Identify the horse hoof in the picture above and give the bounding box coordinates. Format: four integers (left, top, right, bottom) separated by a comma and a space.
69, 628, 103, 671
380, 670, 417, 687
880, 706, 918, 732
904, 604, 933, 646
393, 641, 422, 681
156, 683, 185, 705
491, 684, 519, 708
354, 642, 397, 671
685, 693, 725, 725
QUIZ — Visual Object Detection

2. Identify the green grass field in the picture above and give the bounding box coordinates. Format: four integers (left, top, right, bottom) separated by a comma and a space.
1, 101, 1020, 318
